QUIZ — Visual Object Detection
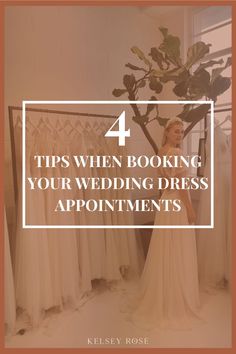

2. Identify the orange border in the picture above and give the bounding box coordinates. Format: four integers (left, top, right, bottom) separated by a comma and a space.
0, 0, 235, 353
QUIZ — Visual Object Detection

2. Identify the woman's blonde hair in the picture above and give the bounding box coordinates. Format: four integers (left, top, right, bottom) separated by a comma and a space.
162, 117, 184, 147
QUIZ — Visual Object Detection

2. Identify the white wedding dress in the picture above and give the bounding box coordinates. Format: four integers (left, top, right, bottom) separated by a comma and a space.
97, 129, 143, 279
14, 118, 82, 327
197, 126, 230, 290
226, 134, 232, 288
72, 123, 143, 289
14, 124, 55, 327
4, 207, 16, 335
128, 147, 200, 330
12, 114, 145, 328
73, 128, 121, 288
40, 123, 81, 307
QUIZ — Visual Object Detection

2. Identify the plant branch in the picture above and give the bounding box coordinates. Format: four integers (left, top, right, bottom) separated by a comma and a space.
140, 123, 159, 154
145, 117, 158, 125
135, 68, 152, 87
128, 91, 159, 154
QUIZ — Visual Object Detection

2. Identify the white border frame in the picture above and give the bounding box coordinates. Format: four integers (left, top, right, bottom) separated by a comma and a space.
22, 100, 214, 229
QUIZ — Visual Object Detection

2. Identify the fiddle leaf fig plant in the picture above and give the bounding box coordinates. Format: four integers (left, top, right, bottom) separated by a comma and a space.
112, 27, 231, 154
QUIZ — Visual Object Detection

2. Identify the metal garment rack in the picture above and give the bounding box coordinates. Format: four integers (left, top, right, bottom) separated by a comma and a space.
8, 105, 118, 119
204, 106, 232, 137
8, 105, 117, 203
8, 104, 232, 203
198, 105, 232, 175
211, 107, 232, 114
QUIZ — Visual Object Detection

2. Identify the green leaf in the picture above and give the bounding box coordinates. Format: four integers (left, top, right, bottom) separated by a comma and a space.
185, 93, 207, 101
185, 42, 211, 69
149, 76, 163, 94
172, 68, 191, 97
146, 96, 158, 115
175, 68, 190, 84
194, 58, 224, 75
131, 46, 152, 67
178, 104, 210, 123
160, 66, 186, 83
157, 116, 169, 126
158, 29, 182, 66
125, 63, 145, 71
151, 69, 165, 78
173, 81, 188, 97
123, 74, 136, 90
159, 27, 168, 38
149, 47, 166, 69
209, 76, 231, 100
146, 105, 155, 115
137, 80, 146, 88
177, 104, 192, 120
150, 95, 157, 100
112, 88, 127, 97
188, 69, 210, 98
211, 56, 232, 83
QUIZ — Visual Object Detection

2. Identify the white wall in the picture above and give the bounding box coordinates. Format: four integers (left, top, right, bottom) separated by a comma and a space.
5, 6, 187, 227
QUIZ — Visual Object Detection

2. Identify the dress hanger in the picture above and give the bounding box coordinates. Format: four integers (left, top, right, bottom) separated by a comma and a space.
204, 117, 220, 133
56, 118, 73, 137
93, 121, 99, 132
97, 121, 107, 133
15, 114, 31, 132
15, 115, 22, 128
27, 116, 40, 137
65, 118, 80, 138
36, 117, 46, 131
85, 121, 91, 130
45, 116, 56, 130
214, 115, 231, 129
74, 120, 84, 134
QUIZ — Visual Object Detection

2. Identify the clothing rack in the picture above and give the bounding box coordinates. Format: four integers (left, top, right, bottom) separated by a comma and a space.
8, 104, 232, 203
8, 105, 117, 204
8, 105, 117, 119
200, 106, 232, 170
204, 106, 232, 137
210, 107, 232, 114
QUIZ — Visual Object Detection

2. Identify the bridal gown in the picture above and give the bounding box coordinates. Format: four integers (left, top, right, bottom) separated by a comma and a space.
14, 118, 82, 327
14, 123, 55, 327
94, 127, 135, 280
226, 134, 232, 288
13, 115, 144, 327
4, 207, 16, 334
74, 126, 122, 284
197, 126, 230, 290
72, 128, 109, 290
129, 147, 200, 330
84, 126, 121, 281
101, 131, 144, 277
40, 123, 81, 307
73, 121, 143, 289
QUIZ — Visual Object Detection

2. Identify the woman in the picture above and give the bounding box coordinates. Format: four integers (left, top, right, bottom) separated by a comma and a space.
130, 117, 200, 330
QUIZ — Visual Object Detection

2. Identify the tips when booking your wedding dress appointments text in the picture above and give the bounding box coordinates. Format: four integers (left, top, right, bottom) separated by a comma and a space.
26, 154, 208, 213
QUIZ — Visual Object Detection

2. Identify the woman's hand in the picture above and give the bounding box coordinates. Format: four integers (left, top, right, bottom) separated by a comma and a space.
187, 206, 196, 225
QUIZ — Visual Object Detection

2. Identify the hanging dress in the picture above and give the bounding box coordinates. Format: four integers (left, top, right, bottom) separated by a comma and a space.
197, 126, 230, 290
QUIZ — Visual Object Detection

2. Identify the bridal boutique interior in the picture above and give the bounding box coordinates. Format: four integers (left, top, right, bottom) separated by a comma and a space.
4, 5, 232, 348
